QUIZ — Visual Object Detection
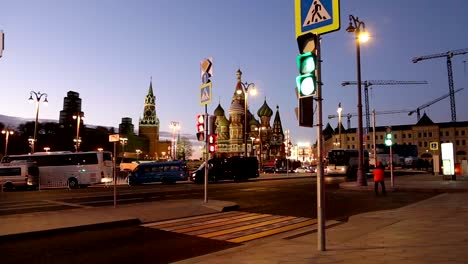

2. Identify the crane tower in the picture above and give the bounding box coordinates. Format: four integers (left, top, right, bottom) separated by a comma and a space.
413, 48, 468, 122
341, 80, 427, 132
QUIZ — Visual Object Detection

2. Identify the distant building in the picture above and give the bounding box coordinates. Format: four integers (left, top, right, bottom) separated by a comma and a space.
59, 91, 83, 126
315, 113, 468, 162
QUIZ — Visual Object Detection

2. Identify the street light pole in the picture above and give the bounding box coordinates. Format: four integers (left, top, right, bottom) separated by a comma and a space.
237, 81, 256, 157
73, 114, 83, 152
337, 103, 342, 148
28, 91, 48, 153
2, 129, 13, 156
347, 15, 369, 187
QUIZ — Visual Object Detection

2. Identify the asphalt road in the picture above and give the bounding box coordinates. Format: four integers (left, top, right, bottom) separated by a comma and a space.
0, 177, 436, 263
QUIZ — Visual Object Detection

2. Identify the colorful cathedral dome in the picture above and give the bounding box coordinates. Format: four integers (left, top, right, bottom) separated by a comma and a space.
257, 99, 273, 117
229, 101, 244, 115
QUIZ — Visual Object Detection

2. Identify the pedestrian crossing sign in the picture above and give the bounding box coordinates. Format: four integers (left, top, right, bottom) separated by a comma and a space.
430, 142, 438, 151
200, 82, 212, 106
295, 0, 340, 37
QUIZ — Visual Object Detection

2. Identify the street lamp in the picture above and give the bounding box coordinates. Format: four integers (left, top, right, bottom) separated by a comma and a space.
169, 122, 180, 160
72, 113, 84, 152
28, 91, 48, 153
120, 137, 128, 157
136, 149, 141, 161
237, 81, 256, 157
1, 129, 14, 156
250, 136, 256, 156
346, 15, 369, 187
337, 102, 342, 148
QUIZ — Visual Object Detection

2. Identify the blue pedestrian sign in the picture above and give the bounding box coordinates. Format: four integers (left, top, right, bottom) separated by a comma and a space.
199, 82, 212, 106
295, 0, 340, 37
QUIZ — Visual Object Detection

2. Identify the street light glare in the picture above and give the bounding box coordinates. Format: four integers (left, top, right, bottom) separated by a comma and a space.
249, 87, 257, 96
358, 32, 369, 43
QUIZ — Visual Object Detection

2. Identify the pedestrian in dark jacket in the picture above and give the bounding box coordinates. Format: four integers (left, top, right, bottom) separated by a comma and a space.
373, 162, 386, 196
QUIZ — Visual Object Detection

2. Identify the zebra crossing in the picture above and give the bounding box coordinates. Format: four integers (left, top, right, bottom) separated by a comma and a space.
142, 211, 318, 243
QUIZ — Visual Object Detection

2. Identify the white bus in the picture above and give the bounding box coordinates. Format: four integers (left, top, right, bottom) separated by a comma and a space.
2, 151, 113, 189
325, 149, 369, 177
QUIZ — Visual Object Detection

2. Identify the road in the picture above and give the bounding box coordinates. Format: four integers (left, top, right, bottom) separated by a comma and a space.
0, 176, 436, 263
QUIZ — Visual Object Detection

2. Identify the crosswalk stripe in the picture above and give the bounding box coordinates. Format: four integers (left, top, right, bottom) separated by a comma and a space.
171, 214, 272, 233
227, 219, 317, 243
143, 211, 247, 229
199, 216, 296, 238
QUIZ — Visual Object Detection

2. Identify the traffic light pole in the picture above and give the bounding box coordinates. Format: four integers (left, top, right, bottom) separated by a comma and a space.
204, 106, 208, 203
390, 144, 394, 189
315, 36, 325, 252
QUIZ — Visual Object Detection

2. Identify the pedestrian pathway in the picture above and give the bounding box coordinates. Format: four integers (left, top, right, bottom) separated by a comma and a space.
143, 211, 319, 244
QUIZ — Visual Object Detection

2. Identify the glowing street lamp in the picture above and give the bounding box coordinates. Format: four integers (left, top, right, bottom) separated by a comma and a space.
236, 76, 256, 157
73, 113, 84, 152
136, 149, 142, 161
346, 15, 370, 187
1, 129, 14, 156
337, 102, 343, 148
28, 91, 48, 153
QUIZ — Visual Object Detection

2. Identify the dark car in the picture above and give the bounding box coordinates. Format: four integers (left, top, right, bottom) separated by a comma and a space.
191, 156, 259, 183
262, 166, 276, 173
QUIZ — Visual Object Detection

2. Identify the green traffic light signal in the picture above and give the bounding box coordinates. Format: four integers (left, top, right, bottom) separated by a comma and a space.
296, 52, 317, 97
385, 132, 393, 146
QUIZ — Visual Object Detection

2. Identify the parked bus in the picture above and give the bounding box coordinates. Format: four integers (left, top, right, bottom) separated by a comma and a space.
2, 151, 113, 189
325, 149, 369, 177
0, 161, 39, 191
127, 160, 188, 185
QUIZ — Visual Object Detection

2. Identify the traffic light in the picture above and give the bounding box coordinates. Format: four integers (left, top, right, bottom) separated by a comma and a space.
296, 51, 317, 98
385, 127, 393, 146
208, 134, 217, 153
298, 96, 314, 127
196, 114, 205, 141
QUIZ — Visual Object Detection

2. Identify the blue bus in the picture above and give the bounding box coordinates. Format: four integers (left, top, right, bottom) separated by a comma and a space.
127, 161, 188, 185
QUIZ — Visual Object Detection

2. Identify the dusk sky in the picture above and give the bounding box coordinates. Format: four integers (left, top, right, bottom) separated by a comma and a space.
0, 0, 467, 149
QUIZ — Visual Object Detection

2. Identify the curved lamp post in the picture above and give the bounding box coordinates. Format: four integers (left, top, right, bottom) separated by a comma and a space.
28, 91, 48, 153
1, 129, 14, 156
346, 15, 369, 187
237, 82, 256, 157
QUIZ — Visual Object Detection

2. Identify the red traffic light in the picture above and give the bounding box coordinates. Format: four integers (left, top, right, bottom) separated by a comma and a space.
208, 134, 217, 144
197, 114, 205, 132
209, 144, 216, 153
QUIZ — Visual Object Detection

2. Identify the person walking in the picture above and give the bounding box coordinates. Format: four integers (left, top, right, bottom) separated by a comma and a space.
374, 161, 386, 196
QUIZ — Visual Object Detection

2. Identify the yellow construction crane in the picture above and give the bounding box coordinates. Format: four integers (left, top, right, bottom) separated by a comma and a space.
413, 48, 468, 122
341, 80, 428, 132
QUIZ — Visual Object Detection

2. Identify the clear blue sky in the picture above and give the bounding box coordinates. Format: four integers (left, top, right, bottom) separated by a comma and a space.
0, 0, 467, 147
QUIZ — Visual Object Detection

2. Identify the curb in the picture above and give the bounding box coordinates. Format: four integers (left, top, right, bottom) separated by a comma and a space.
0, 218, 142, 241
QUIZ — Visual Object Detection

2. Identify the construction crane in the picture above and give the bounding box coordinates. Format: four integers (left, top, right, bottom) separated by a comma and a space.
328, 109, 412, 129
408, 87, 464, 120
341, 80, 428, 132
413, 48, 468, 122
328, 88, 464, 128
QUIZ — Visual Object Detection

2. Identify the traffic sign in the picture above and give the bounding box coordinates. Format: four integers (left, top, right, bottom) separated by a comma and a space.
295, 0, 340, 37
200, 57, 213, 84
430, 142, 438, 151
109, 134, 120, 142
199, 82, 212, 106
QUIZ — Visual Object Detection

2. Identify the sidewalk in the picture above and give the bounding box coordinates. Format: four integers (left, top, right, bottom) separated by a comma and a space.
1, 172, 468, 263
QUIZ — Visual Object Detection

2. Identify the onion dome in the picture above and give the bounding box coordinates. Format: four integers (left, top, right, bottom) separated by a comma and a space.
214, 103, 225, 116
229, 101, 244, 115
257, 99, 273, 117
249, 114, 260, 127
217, 115, 230, 126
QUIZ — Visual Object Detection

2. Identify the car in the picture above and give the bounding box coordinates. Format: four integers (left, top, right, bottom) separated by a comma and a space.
262, 166, 276, 173
294, 166, 311, 173
275, 167, 294, 173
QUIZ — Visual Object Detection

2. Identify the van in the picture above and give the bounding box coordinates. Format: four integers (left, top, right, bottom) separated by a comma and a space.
0, 161, 39, 191
127, 161, 188, 185
191, 156, 259, 183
